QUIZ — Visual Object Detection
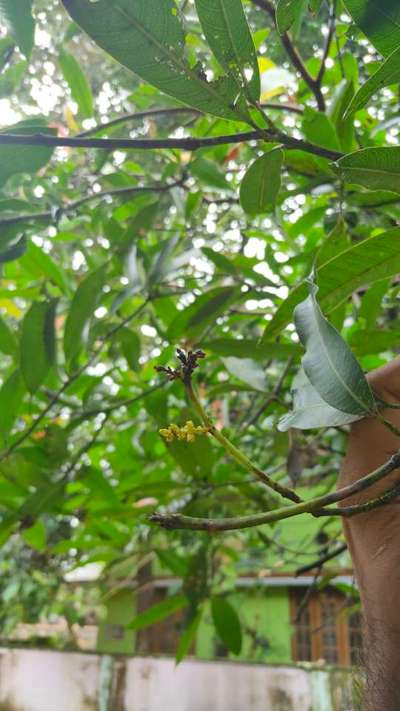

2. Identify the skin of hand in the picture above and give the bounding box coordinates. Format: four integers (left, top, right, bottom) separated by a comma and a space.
338, 359, 400, 711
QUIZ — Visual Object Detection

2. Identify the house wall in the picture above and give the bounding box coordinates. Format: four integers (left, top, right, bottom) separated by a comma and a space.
97, 588, 136, 655
0, 648, 358, 711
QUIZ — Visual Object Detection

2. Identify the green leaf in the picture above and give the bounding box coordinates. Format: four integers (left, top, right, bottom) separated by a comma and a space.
62, 0, 238, 120
276, 0, 304, 34
0, 61, 27, 99
20, 242, 70, 294
59, 48, 94, 118
21, 520, 47, 551
346, 46, 400, 116
0, 119, 55, 188
0, 315, 17, 358
294, 280, 375, 415
194, 0, 260, 100
240, 149, 283, 215
166, 286, 239, 341
176, 610, 202, 665
127, 594, 188, 630
63, 265, 107, 363
0, 235, 27, 263
278, 369, 363, 431
349, 329, 400, 356
263, 226, 400, 338
0, 0, 34, 58
302, 108, 340, 152
0, 370, 25, 441
222, 357, 268, 391
343, 0, 400, 58
118, 328, 141, 371
211, 597, 242, 655
190, 158, 230, 191
334, 147, 400, 194
20, 301, 57, 394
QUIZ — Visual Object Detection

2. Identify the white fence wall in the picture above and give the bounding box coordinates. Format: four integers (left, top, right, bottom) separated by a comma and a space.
0, 648, 356, 711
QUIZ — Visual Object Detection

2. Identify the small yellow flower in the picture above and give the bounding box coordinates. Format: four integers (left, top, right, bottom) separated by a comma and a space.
159, 420, 209, 443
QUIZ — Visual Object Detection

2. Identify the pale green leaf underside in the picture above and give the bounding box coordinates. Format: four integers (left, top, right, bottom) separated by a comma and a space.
195, 0, 260, 101
344, 0, 400, 58
62, 0, 239, 120
294, 282, 375, 416
335, 147, 400, 194
278, 369, 363, 431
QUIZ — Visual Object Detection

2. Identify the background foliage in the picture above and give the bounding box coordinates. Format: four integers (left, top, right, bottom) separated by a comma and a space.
0, 0, 398, 657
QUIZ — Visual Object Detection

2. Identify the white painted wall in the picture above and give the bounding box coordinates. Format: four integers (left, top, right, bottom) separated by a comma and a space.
0, 648, 355, 711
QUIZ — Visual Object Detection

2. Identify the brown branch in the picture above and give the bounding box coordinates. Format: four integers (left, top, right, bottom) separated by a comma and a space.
315, 1, 336, 88
250, 0, 326, 111
0, 131, 343, 160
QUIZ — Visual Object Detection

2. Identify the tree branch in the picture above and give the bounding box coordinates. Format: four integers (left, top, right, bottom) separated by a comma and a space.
0, 131, 343, 160
250, 0, 326, 111
0, 181, 182, 229
150, 452, 400, 531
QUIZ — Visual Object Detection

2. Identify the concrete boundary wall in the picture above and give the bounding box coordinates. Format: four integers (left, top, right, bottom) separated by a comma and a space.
0, 648, 356, 711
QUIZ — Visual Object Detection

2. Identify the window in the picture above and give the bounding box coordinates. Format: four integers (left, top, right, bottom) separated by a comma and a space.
290, 588, 362, 665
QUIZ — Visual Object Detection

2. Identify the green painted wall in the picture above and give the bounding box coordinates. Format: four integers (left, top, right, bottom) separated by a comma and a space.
97, 588, 136, 655
196, 587, 292, 663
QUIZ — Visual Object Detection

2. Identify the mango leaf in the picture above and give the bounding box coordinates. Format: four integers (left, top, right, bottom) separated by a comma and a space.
222, 357, 268, 391
276, 0, 304, 33
0, 119, 55, 188
64, 264, 106, 363
278, 369, 364, 431
0, 370, 25, 441
20, 242, 70, 294
349, 329, 400, 356
118, 328, 141, 371
263, 226, 400, 338
211, 597, 242, 655
62, 0, 238, 120
127, 594, 188, 631
194, 0, 260, 100
21, 520, 47, 551
190, 158, 230, 191
0, 235, 27, 263
0, 61, 27, 99
59, 48, 94, 118
345, 46, 400, 117
240, 149, 283, 215
344, 0, 400, 58
166, 286, 239, 341
176, 610, 202, 665
334, 147, 400, 194
0, 315, 17, 358
294, 280, 375, 416
20, 300, 57, 394
302, 108, 341, 152
0, 0, 34, 58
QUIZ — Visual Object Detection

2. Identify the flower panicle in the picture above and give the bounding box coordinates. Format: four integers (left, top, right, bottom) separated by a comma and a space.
159, 420, 209, 443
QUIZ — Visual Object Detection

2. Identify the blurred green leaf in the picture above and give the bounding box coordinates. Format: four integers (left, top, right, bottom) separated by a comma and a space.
211, 597, 242, 655
240, 149, 283, 215
20, 300, 57, 394
63, 264, 106, 363
59, 48, 94, 118
0, 0, 34, 58
127, 594, 188, 630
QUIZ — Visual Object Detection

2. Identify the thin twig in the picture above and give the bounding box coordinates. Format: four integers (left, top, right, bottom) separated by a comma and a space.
250, 0, 326, 111
150, 452, 400, 531
315, 0, 336, 88
295, 543, 347, 575
0, 181, 183, 228
0, 301, 148, 463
